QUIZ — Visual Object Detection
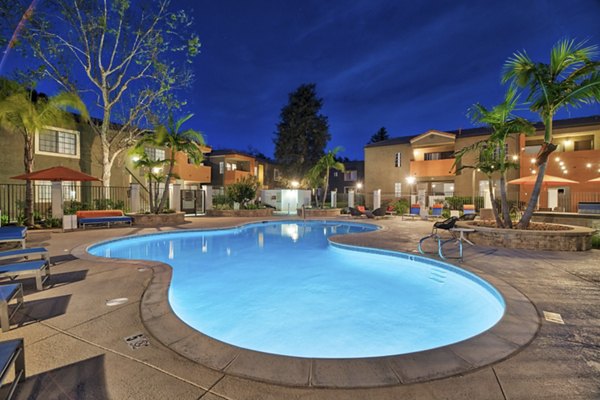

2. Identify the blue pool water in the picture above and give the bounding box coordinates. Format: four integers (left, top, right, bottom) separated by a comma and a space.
89, 221, 505, 358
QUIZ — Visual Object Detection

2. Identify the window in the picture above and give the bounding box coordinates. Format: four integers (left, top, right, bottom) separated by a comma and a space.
145, 147, 165, 161
34, 181, 80, 202
344, 170, 357, 181
394, 152, 401, 167
574, 139, 592, 151
274, 168, 282, 181
36, 128, 79, 158
424, 151, 454, 160
219, 162, 224, 174
394, 182, 402, 197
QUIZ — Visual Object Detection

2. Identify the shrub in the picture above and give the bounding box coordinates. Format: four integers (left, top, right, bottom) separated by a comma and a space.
64, 201, 90, 215
592, 234, 600, 249
43, 217, 62, 228
392, 199, 410, 215
226, 176, 259, 209
445, 196, 482, 210
213, 194, 231, 207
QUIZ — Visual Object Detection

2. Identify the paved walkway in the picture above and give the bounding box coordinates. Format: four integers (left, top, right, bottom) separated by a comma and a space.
2, 216, 599, 399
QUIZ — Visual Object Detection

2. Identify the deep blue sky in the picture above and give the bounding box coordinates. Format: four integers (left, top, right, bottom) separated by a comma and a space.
178, 0, 600, 160
4, 0, 600, 160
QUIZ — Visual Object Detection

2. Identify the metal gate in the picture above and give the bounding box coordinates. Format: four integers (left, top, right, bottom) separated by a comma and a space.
181, 189, 205, 215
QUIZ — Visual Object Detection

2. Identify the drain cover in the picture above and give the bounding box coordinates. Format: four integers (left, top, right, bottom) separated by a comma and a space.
124, 333, 150, 350
543, 311, 565, 324
106, 297, 129, 307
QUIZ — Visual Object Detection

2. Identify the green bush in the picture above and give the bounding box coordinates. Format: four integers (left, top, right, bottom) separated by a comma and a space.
213, 194, 231, 207
445, 196, 482, 210
592, 234, 600, 249
392, 199, 410, 215
0, 214, 8, 225
226, 176, 258, 209
43, 217, 62, 228
64, 201, 91, 214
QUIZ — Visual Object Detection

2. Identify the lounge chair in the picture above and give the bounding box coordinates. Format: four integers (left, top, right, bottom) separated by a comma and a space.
402, 204, 421, 220
0, 259, 50, 291
0, 227, 27, 249
348, 207, 365, 217
459, 213, 477, 221
427, 204, 444, 220
364, 207, 386, 219
0, 339, 25, 398
463, 204, 476, 215
0, 247, 49, 263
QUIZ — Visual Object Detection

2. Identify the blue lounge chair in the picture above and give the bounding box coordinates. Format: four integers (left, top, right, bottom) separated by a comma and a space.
427, 204, 444, 220
402, 204, 421, 220
0, 227, 27, 249
0, 247, 49, 263
0, 339, 25, 398
0, 259, 50, 291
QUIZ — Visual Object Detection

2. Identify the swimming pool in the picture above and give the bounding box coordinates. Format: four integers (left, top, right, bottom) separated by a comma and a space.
89, 220, 505, 358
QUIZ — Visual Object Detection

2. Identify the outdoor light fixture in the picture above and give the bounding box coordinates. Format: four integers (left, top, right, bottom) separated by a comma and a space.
530, 158, 536, 164
586, 163, 592, 168
290, 180, 300, 188
555, 157, 560, 162
531, 170, 537, 174
512, 155, 519, 161
406, 176, 416, 185
132, 155, 140, 162
356, 182, 363, 189
152, 167, 161, 174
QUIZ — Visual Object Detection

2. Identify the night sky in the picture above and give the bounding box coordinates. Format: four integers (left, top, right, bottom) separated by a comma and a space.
5, 1, 600, 160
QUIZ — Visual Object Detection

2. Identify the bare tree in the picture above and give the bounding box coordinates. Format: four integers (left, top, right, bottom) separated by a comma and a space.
24, 0, 200, 187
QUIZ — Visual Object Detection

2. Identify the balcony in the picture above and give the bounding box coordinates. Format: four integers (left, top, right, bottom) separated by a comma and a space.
410, 159, 455, 178
172, 164, 211, 183
224, 169, 251, 185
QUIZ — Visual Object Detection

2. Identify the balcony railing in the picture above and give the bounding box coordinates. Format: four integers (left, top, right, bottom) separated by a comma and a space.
410, 159, 455, 177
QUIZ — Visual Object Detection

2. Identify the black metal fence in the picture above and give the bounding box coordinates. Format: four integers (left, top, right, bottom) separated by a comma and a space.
0, 183, 144, 224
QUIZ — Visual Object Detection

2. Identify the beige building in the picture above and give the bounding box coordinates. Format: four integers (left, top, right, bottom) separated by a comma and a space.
364, 116, 600, 212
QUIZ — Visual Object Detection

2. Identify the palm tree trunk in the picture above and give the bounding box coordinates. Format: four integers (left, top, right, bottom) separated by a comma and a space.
148, 174, 154, 213
487, 178, 503, 227
517, 117, 553, 229
499, 172, 512, 228
23, 132, 34, 226
321, 167, 330, 208
157, 157, 176, 213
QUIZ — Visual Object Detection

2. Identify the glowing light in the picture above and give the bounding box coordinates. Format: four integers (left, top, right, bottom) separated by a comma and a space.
406, 176, 416, 185
563, 170, 568, 174
511, 155, 519, 161
530, 158, 536, 164
559, 161, 564, 166
555, 157, 560, 162
132, 155, 140, 162
152, 167, 161, 174
356, 182, 363, 189
586, 163, 592, 168
290, 181, 300, 188
531, 170, 536, 174
564, 139, 572, 145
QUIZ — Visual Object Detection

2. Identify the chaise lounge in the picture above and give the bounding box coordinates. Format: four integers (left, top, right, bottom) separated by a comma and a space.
76, 210, 133, 229
0, 259, 50, 291
402, 204, 421, 220
0, 227, 27, 249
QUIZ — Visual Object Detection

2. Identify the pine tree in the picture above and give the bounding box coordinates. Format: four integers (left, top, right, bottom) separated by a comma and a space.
368, 127, 389, 143
274, 83, 330, 179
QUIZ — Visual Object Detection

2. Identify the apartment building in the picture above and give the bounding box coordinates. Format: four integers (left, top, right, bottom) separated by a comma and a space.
206, 150, 279, 192
364, 116, 600, 211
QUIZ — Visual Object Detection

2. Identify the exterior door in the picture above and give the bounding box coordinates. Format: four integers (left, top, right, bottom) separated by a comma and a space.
181, 189, 206, 215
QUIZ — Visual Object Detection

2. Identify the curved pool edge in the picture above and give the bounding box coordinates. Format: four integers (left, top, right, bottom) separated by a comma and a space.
73, 222, 540, 389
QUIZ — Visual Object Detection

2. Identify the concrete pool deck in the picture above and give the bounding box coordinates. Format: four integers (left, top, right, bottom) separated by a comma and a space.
2, 216, 599, 399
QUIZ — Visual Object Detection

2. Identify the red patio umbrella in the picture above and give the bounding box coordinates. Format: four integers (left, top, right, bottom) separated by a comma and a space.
508, 174, 579, 186
11, 166, 100, 182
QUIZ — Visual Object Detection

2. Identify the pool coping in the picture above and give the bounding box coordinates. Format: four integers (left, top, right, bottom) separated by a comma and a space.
72, 220, 540, 389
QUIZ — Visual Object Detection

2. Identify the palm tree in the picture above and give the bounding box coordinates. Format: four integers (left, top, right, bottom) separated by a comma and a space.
0, 79, 88, 226
134, 113, 205, 213
306, 146, 345, 208
456, 87, 534, 228
131, 152, 168, 214
503, 38, 600, 228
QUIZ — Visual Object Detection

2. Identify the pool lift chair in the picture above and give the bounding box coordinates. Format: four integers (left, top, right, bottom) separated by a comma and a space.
418, 216, 471, 261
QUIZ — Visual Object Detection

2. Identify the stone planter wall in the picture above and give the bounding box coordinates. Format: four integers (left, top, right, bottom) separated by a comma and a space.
297, 208, 342, 218
129, 212, 186, 226
206, 208, 274, 217
464, 222, 595, 251
532, 212, 600, 230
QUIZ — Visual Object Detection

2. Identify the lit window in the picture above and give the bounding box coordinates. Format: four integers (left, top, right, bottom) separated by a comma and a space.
219, 162, 224, 174
145, 147, 165, 161
395, 152, 401, 167
344, 171, 357, 181
394, 182, 402, 197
